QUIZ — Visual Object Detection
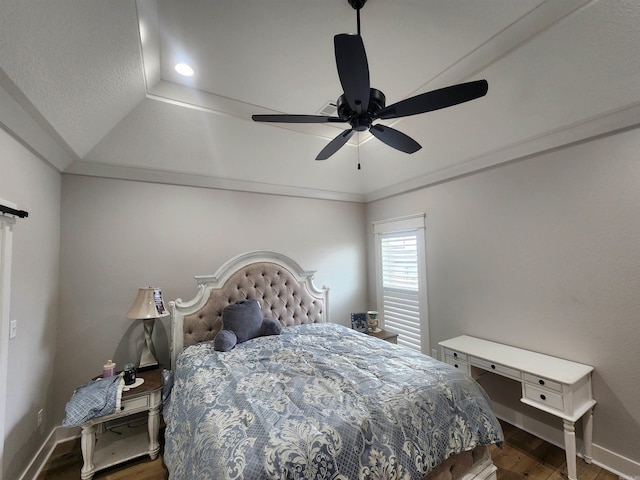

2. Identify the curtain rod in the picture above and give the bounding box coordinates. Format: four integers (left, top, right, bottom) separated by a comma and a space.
0, 204, 28, 218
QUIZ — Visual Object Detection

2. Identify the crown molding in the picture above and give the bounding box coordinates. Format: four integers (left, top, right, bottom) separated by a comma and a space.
365, 101, 640, 202
63, 161, 366, 203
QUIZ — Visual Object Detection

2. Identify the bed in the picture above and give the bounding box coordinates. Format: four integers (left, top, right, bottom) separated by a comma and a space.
165, 251, 503, 480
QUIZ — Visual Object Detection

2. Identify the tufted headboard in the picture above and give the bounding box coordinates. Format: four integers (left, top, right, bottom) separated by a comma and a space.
169, 251, 329, 369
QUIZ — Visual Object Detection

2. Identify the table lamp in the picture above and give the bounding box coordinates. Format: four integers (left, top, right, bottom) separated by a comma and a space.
126, 287, 169, 370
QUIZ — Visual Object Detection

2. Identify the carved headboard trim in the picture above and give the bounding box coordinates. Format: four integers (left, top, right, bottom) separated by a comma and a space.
169, 251, 329, 369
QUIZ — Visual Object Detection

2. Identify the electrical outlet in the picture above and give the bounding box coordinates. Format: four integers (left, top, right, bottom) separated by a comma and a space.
9, 319, 17, 339
37, 409, 44, 427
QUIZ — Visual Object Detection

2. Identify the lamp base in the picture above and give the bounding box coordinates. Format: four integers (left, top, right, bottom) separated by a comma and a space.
139, 318, 159, 371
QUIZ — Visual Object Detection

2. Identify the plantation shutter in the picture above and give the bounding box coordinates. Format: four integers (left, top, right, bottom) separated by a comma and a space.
374, 214, 428, 354
380, 232, 421, 351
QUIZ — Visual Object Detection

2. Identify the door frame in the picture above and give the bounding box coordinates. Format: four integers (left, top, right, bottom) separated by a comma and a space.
0, 199, 16, 474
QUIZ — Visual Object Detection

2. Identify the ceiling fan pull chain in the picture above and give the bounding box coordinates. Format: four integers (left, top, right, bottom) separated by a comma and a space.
357, 7, 361, 36
357, 133, 361, 170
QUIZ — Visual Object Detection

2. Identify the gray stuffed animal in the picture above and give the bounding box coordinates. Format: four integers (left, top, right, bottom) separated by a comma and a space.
214, 299, 282, 351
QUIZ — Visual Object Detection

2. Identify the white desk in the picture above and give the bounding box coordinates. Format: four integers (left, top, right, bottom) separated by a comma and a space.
439, 335, 595, 480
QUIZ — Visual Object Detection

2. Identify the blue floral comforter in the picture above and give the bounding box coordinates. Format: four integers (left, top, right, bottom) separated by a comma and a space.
164, 323, 503, 480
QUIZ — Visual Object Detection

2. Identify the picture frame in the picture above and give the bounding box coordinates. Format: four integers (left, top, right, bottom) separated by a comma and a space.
350, 312, 367, 332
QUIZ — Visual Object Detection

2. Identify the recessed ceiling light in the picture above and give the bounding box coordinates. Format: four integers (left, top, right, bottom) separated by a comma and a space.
175, 63, 194, 77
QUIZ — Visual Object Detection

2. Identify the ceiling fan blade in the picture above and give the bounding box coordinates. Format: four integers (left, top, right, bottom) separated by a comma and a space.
316, 129, 355, 160
252, 114, 346, 124
374, 79, 488, 120
370, 124, 422, 154
334, 34, 370, 114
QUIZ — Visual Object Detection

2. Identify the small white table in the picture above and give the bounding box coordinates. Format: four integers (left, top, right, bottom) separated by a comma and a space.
439, 335, 595, 480
79, 369, 162, 480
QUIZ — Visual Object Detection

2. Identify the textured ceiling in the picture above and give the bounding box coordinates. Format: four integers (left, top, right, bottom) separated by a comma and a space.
1, 0, 639, 202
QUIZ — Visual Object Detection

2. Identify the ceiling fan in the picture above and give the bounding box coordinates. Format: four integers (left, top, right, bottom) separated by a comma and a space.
252, 0, 488, 161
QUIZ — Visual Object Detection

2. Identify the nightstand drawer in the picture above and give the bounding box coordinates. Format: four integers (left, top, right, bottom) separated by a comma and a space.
469, 356, 520, 380
443, 348, 468, 361
523, 373, 563, 393
523, 383, 564, 411
120, 395, 149, 413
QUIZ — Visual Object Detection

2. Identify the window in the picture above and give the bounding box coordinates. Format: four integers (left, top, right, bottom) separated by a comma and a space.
374, 214, 429, 354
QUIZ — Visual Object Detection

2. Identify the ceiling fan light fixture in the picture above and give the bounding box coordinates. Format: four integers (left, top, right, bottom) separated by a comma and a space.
175, 62, 194, 77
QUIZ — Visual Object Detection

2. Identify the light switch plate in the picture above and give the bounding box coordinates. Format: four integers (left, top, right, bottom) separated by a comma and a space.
9, 319, 16, 339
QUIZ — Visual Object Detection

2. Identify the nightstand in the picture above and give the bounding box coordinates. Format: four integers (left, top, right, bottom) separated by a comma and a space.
79, 369, 162, 480
367, 328, 398, 344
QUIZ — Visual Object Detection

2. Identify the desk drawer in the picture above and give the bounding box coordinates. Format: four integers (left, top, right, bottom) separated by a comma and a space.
444, 355, 469, 372
523, 384, 564, 411
469, 356, 521, 380
523, 373, 563, 393
443, 348, 468, 361
120, 396, 149, 413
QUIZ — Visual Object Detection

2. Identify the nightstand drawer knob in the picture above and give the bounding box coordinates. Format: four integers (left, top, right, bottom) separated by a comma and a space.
540, 394, 546, 401
491, 364, 496, 370
453, 352, 458, 357
454, 364, 458, 368
120, 406, 125, 410
539, 379, 545, 385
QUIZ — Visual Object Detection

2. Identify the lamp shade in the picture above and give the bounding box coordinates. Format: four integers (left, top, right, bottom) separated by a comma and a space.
126, 287, 169, 320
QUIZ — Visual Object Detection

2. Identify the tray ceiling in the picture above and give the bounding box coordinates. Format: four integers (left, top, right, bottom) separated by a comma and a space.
1, 0, 639, 202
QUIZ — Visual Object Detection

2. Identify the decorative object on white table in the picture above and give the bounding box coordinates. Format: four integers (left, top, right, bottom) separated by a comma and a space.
126, 287, 169, 370
366, 310, 380, 333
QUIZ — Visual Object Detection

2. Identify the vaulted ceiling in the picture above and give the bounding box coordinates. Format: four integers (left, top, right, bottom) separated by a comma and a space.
1, 0, 639, 202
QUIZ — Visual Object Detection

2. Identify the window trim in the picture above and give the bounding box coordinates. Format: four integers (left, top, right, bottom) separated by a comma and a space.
373, 214, 429, 354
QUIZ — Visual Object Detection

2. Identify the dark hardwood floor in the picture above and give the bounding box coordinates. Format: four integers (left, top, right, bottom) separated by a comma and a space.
38, 420, 617, 480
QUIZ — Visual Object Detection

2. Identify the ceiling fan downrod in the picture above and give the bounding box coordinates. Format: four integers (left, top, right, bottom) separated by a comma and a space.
348, 0, 367, 36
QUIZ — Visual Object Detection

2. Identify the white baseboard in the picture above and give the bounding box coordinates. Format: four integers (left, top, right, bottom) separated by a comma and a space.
17, 425, 80, 480
492, 402, 640, 480
590, 444, 640, 480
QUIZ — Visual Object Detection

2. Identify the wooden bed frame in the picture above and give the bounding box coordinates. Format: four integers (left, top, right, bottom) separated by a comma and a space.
168, 250, 497, 480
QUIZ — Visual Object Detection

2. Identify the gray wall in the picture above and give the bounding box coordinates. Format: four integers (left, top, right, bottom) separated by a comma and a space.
56, 175, 368, 425
4, 120, 639, 475
366, 127, 640, 466
0, 130, 61, 480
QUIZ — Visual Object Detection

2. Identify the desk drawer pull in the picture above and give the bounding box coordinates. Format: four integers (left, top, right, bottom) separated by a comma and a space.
523, 384, 564, 411
444, 355, 468, 373
523, 373, 563, 392
469, 356, 520, 380
443, 349, 467, 361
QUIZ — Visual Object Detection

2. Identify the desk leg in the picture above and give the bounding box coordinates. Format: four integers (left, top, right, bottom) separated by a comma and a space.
148, 404, 160, 460
563, 419, 578, 480
582, 407, 594, 464
80, 424, 97, 480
